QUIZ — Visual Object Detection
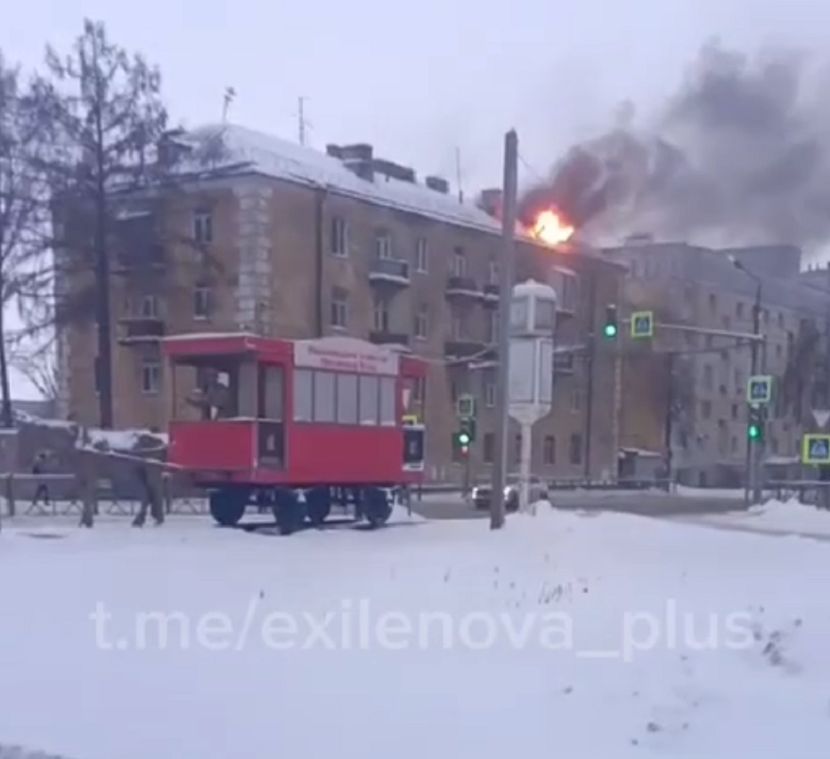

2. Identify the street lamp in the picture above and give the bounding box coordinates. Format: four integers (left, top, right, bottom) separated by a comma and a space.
728, 254, 764, 505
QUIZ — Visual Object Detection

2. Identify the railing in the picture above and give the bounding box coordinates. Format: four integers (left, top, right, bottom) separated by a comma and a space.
120, 317, 165, 341
0, 472, 207, 518
445, 275, 480, 296
369, 258, 410, 282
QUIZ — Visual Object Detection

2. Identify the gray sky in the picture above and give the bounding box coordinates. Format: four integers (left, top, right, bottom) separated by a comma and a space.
2, 0, 828, 399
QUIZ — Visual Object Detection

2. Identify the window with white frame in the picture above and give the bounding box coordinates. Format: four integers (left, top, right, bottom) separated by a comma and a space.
488, 259, 498, 284
375, 231, 393, 260
373, 296, 390, 333
452, 246, 465, 276
414, 304, 428, 339
486, 310, 499, 344
193, 209, 213, 244
194, 286, 211, 320
485, 381, 496, 408
331, 217, 349, 257
415, 238, 428, 272
330, 288, 348, 328
141, 360, 161, 395
451, 311, 463, 339
140, 294, 159, 319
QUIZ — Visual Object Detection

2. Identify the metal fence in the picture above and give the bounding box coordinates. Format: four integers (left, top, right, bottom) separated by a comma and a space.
0, 473, 208, 517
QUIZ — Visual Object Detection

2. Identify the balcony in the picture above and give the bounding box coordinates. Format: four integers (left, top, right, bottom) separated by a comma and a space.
444, 339, 488, 359
445, 275, 481, 299
369, 258, 410, 286
369, 330, 411, 348
119, 316, 166, 344
482, 283, 500, 307
553, 351, 576, 376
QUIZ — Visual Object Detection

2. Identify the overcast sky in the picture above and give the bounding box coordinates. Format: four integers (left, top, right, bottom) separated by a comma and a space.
2, 0, 828, 398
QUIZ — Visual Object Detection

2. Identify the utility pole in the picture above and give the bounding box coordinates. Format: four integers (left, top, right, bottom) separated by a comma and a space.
222, 87, 236, 123
747, 280, 762, 504
298, 96, 308, 146
455, 146, 464, 203
664, 353, 675, 492
583, 270, 597, 480
490, 129, 518, 530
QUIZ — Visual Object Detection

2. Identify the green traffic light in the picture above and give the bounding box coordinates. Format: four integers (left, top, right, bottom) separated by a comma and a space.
603, 323, 618, 339
458, 432, 471, 446
748, 424, 761, 441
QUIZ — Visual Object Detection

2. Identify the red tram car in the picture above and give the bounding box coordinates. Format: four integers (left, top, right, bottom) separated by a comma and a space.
164, 333, 426, 533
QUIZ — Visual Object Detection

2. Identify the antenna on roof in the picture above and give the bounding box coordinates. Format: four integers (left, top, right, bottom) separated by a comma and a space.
455, 146, 464, 203
298, 96, 310, 146
222, 87, 236, 123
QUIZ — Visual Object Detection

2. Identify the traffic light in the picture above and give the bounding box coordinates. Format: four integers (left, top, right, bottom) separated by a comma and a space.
459, 417, 477, 442
454, 430, 471, 456
747, 405, 765, 443
603, 304, 618, 340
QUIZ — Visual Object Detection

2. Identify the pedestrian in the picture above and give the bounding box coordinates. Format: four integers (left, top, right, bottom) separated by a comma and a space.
32, 451, 50, 509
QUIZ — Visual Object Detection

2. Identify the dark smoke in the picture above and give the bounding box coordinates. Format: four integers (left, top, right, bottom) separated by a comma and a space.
522, 42, 830, 251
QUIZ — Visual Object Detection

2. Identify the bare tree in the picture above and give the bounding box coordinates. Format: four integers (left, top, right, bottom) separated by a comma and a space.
0, 55, 52, 427
32, 19, 168, 428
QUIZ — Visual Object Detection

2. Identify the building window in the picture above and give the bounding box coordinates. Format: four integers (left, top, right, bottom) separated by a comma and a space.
771, 437, 780, 455
735, 369, 744, 394
778, 312, 785, 329
414, 304, 428, 339
775, 343, 783, 360
721, 315, 731, 329
194, 286, 211, 320
736, 301, 744, 319
452, 246, 466, 277
486, 310, 499, 344
705, 335, 714, 349
141, 360, 161, 395
373, 296, 390, 333
703, 364, 713, 391
488, 259, 498, 285
293, 369, 313, 421
514, 434, 522, 465
193, 209, 213, 244
732, 403, 739, 421
451, 311, 463, 339
412, 376, 425, 404
544, 435, 556, 465
569, 433, 583, 465
708, 293, 717, 311
485, 382, 496, 408
731, 435, 738, 454
331, 217, 348, 257
701, 400, 712, 420
571, 389, 581, 413
330, 288, 348, 328
94, 356, 102, 395
375, 231, 392, 260
415, 238, 428, 272
139, 294, 159, 319
483, 433, 495, 464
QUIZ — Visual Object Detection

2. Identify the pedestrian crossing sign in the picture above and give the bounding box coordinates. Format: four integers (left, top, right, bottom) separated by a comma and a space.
746, 375, 773, 405
802, 434, 830, 465
630, 311, 654, 339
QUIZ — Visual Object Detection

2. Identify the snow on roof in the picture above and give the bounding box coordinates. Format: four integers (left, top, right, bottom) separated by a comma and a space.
185, 124, 505, 235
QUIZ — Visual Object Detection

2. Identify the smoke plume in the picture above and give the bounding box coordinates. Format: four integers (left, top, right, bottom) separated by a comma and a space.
522, 42, 830, 252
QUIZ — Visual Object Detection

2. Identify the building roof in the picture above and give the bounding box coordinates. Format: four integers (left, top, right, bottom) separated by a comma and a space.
183, 124, 504, 236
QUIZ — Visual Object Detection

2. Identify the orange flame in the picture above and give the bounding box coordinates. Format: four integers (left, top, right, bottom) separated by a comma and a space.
533, 209, 575, 246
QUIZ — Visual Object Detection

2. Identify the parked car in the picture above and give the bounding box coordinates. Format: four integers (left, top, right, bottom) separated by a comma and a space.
471, 477, 548, 511
471, 484, 519, 512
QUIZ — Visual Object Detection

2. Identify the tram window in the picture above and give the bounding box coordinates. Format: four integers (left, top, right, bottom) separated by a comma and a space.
293, 369, 313, 421
359, 375, 379, 425
313, 371, 336, 422
337, 373, 358, 424
379, 377, 395, 426
258, 365, 283, 420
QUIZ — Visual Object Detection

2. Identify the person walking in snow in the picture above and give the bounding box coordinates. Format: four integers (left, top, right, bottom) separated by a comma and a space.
31, 451, 51, 509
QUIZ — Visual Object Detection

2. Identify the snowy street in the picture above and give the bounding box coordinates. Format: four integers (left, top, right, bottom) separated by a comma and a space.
2, 505, 830, 758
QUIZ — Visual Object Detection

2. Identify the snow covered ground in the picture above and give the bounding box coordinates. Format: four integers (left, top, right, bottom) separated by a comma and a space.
681, 497, 830, 539
1, 506, 829, 758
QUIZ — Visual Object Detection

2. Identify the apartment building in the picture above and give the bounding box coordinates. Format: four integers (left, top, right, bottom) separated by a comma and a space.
605, 240, 829, 486
56, 124, 625, 483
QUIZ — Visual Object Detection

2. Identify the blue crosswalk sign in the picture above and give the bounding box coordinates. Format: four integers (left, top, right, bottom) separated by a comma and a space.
747, 375, 773, 405
803, 435, 830, 465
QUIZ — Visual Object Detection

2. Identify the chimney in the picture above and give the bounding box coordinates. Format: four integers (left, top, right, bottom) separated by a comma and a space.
328, 143, 374, 181
425, 176, 449, 194
477, 188, 503, 218
372, 158, 415, 183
